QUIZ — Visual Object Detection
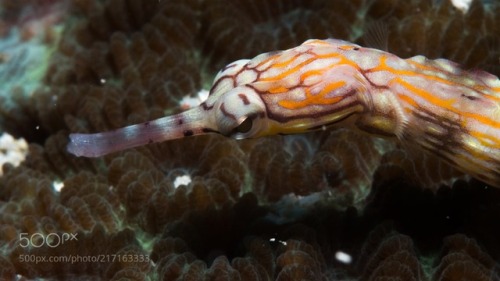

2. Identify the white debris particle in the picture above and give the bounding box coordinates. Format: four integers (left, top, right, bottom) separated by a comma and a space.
179, 89, 210, 109
451, 0, 472, 13
173, 175, 192, 188
335, 251, 352, 264
198, 89, 209, 102
0, 133, 28, 175
269, 237, 287, 246
53, 181, 64, 192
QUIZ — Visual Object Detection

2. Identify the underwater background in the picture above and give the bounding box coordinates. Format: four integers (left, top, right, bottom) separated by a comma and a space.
0, 0, 499, 280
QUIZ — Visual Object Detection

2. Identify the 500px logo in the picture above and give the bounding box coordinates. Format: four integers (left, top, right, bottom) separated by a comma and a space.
18, 233, 78, 248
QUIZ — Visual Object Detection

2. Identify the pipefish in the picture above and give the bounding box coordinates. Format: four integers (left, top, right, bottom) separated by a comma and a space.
67, 39, 500, 187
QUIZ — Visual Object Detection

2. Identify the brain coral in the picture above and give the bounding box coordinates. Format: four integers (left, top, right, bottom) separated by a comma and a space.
0, 0, 499, 279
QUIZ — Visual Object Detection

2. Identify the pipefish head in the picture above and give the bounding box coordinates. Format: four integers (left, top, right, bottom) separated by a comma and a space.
207, 39, 371, 136
66, 59, 271, 157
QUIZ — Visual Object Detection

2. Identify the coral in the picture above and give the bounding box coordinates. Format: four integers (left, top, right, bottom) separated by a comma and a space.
374, 147, 466, 189
0, 148, 134, 278
275, 239, 327, 281
366, 0, 499, 73
203, 0, 499, 75
357, 224, 424, 281
0, 255, 15, 280
202, 0, 352, 70
104, 134, 247, 233
433, 234, 500, 281
248, 129, 390, 205
0, 0, 499, 279
355, 224, 500, 281
32, 0, 202, 138
149, 199, 275, 280
150, 213, 328, 281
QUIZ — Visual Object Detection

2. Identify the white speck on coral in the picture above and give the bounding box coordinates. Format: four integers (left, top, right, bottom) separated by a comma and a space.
35, 125, 40, 130
173, 175, 192, 188
451, 0, 472, 13
99, 78, 107, 84
0, 132, 28, 175
53, 181, 64, 192
335, 251, 352, 264
269, 237, 287, 246
179, 89, 210, 110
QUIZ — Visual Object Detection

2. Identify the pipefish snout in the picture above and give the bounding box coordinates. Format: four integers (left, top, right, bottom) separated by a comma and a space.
67, 39, 500, 187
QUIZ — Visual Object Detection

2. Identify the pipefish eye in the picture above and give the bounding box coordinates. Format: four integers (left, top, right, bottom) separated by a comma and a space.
234, 117, 253, 134
229, 114, 266, 139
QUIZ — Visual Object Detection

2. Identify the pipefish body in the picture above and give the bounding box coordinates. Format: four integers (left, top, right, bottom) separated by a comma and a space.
67, 39, 500, 187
